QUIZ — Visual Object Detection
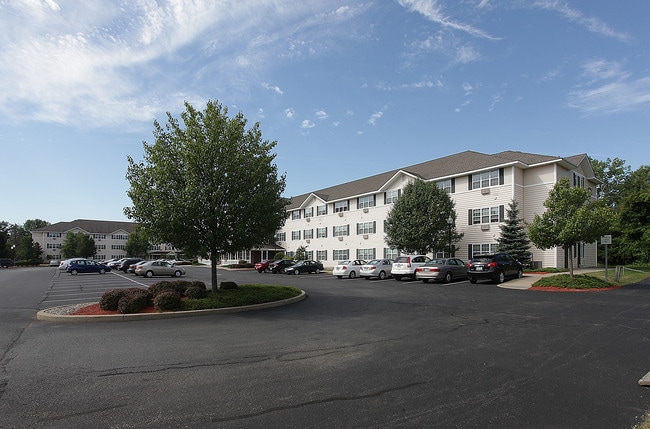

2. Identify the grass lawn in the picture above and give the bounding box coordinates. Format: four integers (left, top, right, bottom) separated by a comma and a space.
180, 284, 303, 311
532, 265, 650, 289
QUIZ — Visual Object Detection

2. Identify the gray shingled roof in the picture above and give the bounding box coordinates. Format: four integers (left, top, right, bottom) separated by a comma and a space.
286, 150, 579, 210
31, 219, 135, 234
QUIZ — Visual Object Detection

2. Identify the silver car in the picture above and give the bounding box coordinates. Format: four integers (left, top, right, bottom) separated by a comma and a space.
360, 259, 393, 280
332, 259, 366, 279
415, 258, 467, 283
134, 260, 186, 278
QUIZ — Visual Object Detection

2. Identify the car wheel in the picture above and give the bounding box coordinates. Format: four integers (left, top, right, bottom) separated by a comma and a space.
99, 269, 106, 274
445, 272, 453, 283
315, 269, 321, 274
174, 270, 182, 277
469, 277, 477, 284
349, 271, 356, 279
294, 270, 299, 275
70, 269, 78, 275
496, 271, 506, 283
378, 271, 386, 280
145, 271, 153, 278
517, 268, 524, 279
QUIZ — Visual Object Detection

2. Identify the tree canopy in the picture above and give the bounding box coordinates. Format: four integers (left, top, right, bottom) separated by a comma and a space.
528, 177, 615, 276
61, 232, 96, 259
125, 99, 287, 291
384, 179, 462, 255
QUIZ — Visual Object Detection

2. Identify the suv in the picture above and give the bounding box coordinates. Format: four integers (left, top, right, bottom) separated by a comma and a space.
467, 252, 523, 284
391, 255, 431, 280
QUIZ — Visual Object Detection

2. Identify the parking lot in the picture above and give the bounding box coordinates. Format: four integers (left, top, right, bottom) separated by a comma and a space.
2, 266, 650, 428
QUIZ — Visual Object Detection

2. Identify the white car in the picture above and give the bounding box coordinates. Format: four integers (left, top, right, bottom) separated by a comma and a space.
360, 259, 393, 280
391, 255, 431, 280
332, 260, 366, 279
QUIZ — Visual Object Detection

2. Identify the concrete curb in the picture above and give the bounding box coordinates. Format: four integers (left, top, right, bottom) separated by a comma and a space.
36, 290, 307, 323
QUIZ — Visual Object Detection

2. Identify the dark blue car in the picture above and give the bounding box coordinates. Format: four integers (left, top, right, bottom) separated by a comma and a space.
66, 259, 111, 275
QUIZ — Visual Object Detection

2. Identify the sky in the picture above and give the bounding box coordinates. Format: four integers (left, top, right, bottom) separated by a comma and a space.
1, 0, 649, 226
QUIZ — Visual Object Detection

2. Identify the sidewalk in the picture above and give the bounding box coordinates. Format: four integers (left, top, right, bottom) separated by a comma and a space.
498, 268, 603, 290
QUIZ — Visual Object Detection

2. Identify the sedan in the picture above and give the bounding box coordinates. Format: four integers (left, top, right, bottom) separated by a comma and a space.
134, 260, 186, 278
332, 259, 366, 279
284, 260, 324, 275
254, 260, 272, 273
415, 258, 467, 283
66, 259, 111, 275
359, 259, 393, 280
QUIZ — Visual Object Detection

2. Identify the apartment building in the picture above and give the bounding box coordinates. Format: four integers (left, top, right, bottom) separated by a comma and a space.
31, 219, 180, 261
277, 150, 600, 269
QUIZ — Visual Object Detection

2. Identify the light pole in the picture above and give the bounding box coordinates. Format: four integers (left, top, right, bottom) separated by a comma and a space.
447, 216, 453, 257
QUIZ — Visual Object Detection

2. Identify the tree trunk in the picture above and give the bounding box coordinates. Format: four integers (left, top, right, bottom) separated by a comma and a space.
568, 245, 575, 278
210, 251, 219, 293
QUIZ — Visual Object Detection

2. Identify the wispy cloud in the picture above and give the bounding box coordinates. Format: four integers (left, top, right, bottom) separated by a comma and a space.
262, 82, 284, 95
301, 119, 315, 129
284, 108, 295, 119
533, 1, 630, 42
315, 110, 328, 120
367, 111, 384, 125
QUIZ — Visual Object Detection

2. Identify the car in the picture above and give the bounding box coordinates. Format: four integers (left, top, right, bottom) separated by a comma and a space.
284, 260, 324, 275
332, 259, 366, 279
467, 252, 523, 284
391, 255, 431, 280
359, 259, 393, 280
107, 258, 126, 269
254, 259, 272, 273
58, 258, 85, 270
66, 259, 111, 275
0, 258, 14, 268
118, 258, 144, 273
49, 260, 59, 267
415, 258, 467, 283
269, 259, 295, 274
126, 262, 141, 274
134, 260, 186, 278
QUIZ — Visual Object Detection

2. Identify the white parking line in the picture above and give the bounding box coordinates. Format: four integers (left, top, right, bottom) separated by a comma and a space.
110, 271, 149, 287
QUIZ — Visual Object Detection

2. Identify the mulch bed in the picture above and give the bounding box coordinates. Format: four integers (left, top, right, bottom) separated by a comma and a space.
71, 303, 158, 315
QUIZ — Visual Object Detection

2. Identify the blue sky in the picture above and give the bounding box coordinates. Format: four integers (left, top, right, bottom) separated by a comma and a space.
1, 0, 649, 225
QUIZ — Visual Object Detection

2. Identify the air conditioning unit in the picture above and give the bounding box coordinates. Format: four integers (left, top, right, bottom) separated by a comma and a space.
363, 208, 369, 213
338, 236, 343, 241
481, 188, 490, 195
338, 212, 344, 217
363, 234, 369, 239
306, 217, 311, 222
481, 224, 490, 231
306, 239, 310, 244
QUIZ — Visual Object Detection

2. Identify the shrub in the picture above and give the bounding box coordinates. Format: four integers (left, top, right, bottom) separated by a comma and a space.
168, 280, 191, 295
153, 290, 181, 311
190, 280, 207, 290
125, 288, 152, 307
148, 281, 175, 297
220, 281, 238, 290
99, 289, 126, 311
185, 286, 208, 299
117, 296, 142, 314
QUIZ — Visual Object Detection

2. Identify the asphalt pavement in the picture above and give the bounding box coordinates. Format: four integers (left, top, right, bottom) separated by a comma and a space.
1, 266, 649, 428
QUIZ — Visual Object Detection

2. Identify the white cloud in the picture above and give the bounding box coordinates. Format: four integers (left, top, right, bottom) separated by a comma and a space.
284, 108, 295, 119
262, 82, 284, 95
367, 111, 384, 126
301, 119, 315, 129
315, 110, 328, 120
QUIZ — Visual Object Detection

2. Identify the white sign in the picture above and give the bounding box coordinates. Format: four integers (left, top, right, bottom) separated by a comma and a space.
601, 235, 612, 245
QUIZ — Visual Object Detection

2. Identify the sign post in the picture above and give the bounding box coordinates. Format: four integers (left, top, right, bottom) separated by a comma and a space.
601, 235, 612, 282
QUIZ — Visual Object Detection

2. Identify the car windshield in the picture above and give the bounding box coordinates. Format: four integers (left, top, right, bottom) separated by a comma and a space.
367, 259, 381, 265
339, 260, 351, 265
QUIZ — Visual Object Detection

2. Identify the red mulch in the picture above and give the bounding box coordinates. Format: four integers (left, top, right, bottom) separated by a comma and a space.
529, 286, 621, 292
71, 303, 158, 315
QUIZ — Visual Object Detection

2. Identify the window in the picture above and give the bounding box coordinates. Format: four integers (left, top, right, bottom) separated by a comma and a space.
111, 244, 126, 250
333, 225, 349, 237
111, 234, 128, 240
317, 250, 327, 261
47, 232, 62, 238
469, 168, 503, 190
384, 248, 399, 260
573, 172, 585, 188
92, 234, 106, 240
95, 244, 106, 250
291, 231, 301, 240
305, 251, 313, 260
317, 205, 327, 216
291, 210, 301, 220
47, 243, 61, 249
333, 249, 349, 261
385, 189, 401, 204
275, 232, 286, 242
469, 243, 498, 257
334, 200, 349, 213
356, 221, 376, 235
437, 178, 454, 193
469, 206, 504, 224
317, 228, 328, 238
304, 229, 313, 240
357, 248, 376, 260
358, 195, 376, 209
304, 207, 314, 218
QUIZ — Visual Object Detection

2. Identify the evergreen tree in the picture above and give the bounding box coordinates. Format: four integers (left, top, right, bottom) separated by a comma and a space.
497, 200, 532, 266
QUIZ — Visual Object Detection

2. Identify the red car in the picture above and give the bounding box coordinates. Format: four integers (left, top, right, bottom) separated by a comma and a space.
254, 260, 271, 273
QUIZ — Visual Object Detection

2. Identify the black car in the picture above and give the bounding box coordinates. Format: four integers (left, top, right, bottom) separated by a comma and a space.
269, 259, 295, 274
0, 258, 14, 268
118, 258, 144, 273
467, 252, 523, 284
284, 260, 324, 275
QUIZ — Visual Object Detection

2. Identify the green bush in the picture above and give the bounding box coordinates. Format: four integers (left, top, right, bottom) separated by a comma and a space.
117, 296, 142, 314
168, 280, 191, 295
99, 289, 127, 311
185, 286, 208, 299
153, 290, 181, 311
125, 288, 152, 307
220, 281, 238, 290
148, 281, 174, 297
190, 280, 207, 290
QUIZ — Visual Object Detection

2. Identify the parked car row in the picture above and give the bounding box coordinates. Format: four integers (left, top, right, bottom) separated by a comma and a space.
59, 257, 186, 278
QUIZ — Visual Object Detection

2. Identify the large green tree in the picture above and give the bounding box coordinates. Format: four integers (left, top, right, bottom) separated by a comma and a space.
528, 177, 615, 277
385, 179, 462, 255
497, 200, 532, 266
589, 156, 632, 208
125, 226, 150, 258
125, 100, 287, 292
61, 232, 96, 259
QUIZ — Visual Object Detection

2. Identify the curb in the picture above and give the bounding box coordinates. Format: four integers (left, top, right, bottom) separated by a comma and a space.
36, 290, 307, 323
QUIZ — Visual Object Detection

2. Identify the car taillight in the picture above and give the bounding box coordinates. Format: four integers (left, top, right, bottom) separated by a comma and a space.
488, 262, 498, 268
415, 267, 422, 272
370, 266, 376, 269
342, 265, 348, 270
430, 267, 439, 272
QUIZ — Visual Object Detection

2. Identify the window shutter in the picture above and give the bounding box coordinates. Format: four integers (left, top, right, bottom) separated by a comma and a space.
468, 244, 473, 258
499, 168, 504, 185
499, 205, 505, 222
468, 209, 473, 225
451, 178, 455, 193
373, 221, 376, 233
468, 175, 473, 190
